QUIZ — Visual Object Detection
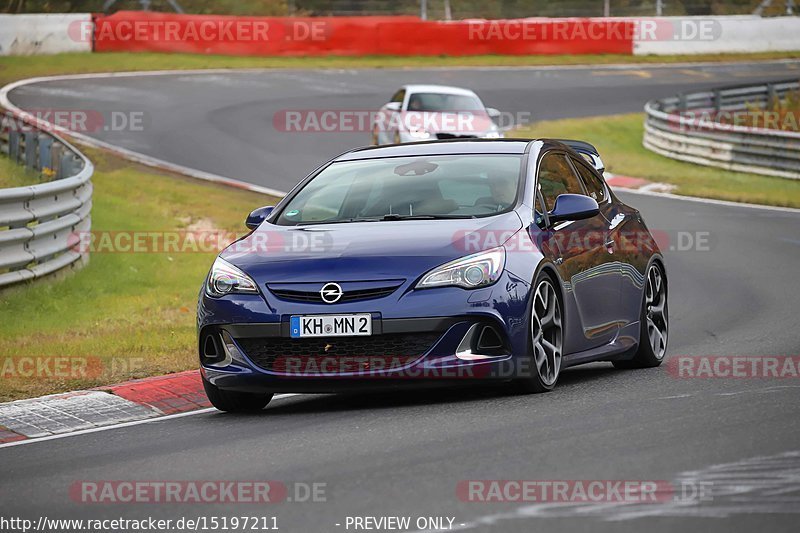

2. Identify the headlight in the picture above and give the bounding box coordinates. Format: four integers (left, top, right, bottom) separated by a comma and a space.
416, 247, 505, 290
205, 257, 258, 297
485, 131, 503, 139
408, 127, 432, 139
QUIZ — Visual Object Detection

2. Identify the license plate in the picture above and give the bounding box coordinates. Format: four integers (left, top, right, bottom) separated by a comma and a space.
290, 314, 372, 338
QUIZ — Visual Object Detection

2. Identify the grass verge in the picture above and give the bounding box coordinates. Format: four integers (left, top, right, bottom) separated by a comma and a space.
0, 155, 46, 188
515, 113, 800, 208
1, 51, 799, 85
0, 149, 279, 402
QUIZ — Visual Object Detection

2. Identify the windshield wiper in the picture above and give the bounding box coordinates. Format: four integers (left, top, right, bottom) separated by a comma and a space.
292, 214, 475, 226
380, 214, 476, 221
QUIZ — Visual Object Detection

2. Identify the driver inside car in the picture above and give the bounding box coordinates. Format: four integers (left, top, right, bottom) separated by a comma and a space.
474, 173, 518, 212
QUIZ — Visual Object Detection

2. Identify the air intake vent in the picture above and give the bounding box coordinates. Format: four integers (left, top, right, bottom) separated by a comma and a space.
203, 335, 219, 357
268, 282, 403, 304
477, 326, 504, 351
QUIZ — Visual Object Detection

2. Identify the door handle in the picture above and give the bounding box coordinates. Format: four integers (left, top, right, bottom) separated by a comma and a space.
609, 213, 625, 230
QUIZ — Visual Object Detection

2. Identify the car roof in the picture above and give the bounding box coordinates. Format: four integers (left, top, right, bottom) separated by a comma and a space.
401, 84, 479, 97
335, 139, 540, 161
335, 139, 590, 162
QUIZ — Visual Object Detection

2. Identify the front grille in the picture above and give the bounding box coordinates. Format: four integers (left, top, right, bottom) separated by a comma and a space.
269, 285, 400, 304
436, 133, 478, 140
237, 333, 440, 374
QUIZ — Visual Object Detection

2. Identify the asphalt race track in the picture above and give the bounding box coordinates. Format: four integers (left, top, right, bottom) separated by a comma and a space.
8, 60, 800, 191
3, 61, 800, 532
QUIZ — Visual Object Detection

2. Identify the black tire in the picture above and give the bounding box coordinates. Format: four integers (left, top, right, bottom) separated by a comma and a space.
516, 271, 564, 394
202, 376, 273, 413
613, 262, 668, 369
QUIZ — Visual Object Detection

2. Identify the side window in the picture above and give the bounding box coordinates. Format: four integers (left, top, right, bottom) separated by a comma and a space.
537, 152, 585, 211
572, 157, 607, 203
535, 194, 547, 228
390, 90, 405, 103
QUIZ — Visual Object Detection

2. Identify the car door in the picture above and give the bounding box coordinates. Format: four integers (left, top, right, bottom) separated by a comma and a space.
571, 156, 641, 334
537, 151, 621, 350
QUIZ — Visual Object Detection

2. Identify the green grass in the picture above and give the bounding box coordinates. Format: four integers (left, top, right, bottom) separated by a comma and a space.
0, 149, 279, 401
1, 50, 799, 85
0, 154, 46, 188
515, 113, 800, 208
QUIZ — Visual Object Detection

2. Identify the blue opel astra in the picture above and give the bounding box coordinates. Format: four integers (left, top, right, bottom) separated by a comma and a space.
198, 140, 668, 411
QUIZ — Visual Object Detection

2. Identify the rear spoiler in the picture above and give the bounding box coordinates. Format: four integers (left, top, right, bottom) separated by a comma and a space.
555, 139, 605, 175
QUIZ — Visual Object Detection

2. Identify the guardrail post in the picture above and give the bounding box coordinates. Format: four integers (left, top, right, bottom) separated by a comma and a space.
713, 89, 721, 113
8, 130, 20, 161
678, 93, 687, 112
766, 83, 777, 108
24, 131, 38, 170
38, 135, 54, 175
50, 143, 62, 176
59, 151, 77, 179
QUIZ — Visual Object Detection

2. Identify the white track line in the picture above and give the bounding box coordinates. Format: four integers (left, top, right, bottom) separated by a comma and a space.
613, 185, 800, 213
0, 394, 298, 450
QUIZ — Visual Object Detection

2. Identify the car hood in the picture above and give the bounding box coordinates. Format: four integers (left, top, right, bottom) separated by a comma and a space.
221, 211, 522, 283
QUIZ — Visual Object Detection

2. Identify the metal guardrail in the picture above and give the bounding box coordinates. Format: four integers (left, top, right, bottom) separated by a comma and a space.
0, 111, 93, 288
643, 79, 800, 180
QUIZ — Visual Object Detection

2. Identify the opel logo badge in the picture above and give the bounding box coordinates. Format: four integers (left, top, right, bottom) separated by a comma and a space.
320, 282, 343, 304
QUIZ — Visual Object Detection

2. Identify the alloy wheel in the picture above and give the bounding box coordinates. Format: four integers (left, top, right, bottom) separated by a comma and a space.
645, 264, 668, 359
531, 279, 563, 386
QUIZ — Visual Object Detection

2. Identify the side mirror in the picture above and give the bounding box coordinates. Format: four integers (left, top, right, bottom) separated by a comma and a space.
548, 194, 599, 224
486, 107, 501, 119
245, 206, 274, 230
385, 102, 401, 112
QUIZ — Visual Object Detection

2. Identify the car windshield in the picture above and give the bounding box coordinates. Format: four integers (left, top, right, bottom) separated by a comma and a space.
406, 93, 484, 112
275, 154, 522, 226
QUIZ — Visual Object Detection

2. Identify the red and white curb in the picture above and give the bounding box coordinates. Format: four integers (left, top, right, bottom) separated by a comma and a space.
0, 370, 210, 445
605, 173, 675, 193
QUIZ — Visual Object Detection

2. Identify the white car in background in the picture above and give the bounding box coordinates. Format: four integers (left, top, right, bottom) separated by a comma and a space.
371, 84, 504, 145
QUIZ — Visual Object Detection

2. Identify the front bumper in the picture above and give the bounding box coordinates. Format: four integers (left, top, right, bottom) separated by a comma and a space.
198, 273, 531, 393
